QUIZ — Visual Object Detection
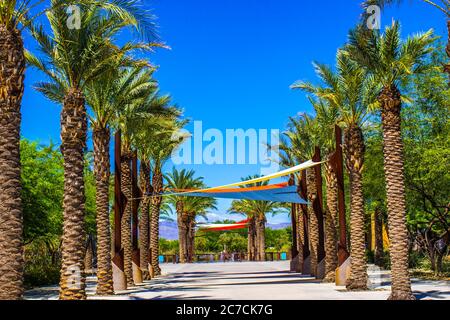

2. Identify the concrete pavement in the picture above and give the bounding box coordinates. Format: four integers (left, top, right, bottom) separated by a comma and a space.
25, 261, 450, 300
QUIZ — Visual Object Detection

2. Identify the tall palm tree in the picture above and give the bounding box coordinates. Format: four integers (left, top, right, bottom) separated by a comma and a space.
228, 200, 257, 260
181, 196, 217, 263
229, 208, 256, 260
293, 51, 378, 289
165, 169, 204, 264
0, 0, 27, 301
346, 22, 434, 299
363, 0, 449, 82
229, 177, 284, 262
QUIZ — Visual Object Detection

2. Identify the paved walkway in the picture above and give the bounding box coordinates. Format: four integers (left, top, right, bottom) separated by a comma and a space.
25, 261, 450, 300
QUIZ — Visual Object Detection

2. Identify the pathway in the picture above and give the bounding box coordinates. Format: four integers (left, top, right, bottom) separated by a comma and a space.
25, 261, 450, 300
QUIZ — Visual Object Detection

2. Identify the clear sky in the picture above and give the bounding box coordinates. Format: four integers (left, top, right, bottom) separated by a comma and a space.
21, 0, 446, 223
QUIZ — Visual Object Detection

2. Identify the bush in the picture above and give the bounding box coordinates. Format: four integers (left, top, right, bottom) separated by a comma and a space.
23, 239, 61, 289
24, 262, 60, 289
408, 250, 424, 269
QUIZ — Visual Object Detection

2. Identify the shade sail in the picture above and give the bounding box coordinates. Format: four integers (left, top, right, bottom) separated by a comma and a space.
194, 160, 323, 192
158, 160, 321, 203
198, 219, 250, 232
176, 185, 307, 204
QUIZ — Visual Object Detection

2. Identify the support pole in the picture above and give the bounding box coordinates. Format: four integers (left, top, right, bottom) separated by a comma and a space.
289, 174, 300, 272
289, 175, 298, 259
313, 147, 326, 279
112, 130, 126, 291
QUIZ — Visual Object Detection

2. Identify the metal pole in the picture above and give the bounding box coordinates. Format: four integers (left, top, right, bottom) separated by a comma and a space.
289, 175, 299, 259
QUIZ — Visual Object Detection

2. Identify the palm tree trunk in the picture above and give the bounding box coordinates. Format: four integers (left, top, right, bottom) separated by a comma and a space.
150, 167, 163, 276
59, 88, 88, 300
344, 125, 368, 291
139, 160, 151, 280
185, 217, 191, 263
306, 169, 319, 276
0, 24, 25, 300
295, 203, 304, 268
93, 127, 114, 295
254, 216, 260, 261
379, 85, 414, 300
185, 216, 194, 263
256, 215, 266, 261
188, 217, 196, 263
177, 201, 187, 263
323, 160, 338, 283
120, 152, 134, 287
374, 205, 384, 267
184, 216, 191, 263
248, 216, 256, 261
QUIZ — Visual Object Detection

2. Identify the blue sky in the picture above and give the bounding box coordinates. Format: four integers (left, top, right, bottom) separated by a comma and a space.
21, 0, 446, 223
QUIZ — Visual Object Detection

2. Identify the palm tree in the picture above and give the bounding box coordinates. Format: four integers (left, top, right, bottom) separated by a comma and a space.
346, 22, 434, 299
165, 169, 204, 263
363, 0, 449, 82
229, 201, 257, 260
0, 0, 27, 301
229, 177, 284, 262
181, 196, 217, 263
293, 51, 378, 289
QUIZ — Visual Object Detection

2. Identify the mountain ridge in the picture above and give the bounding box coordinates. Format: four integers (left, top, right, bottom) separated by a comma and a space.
159, 220, 291, 240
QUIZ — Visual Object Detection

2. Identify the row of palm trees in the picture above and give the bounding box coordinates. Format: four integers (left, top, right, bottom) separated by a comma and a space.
278, 20, 436, 299
0, 0, 446, 301
0, 0, 191, 300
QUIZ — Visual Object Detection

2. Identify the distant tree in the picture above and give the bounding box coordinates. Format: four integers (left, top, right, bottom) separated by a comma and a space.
218, 233, 247, 253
